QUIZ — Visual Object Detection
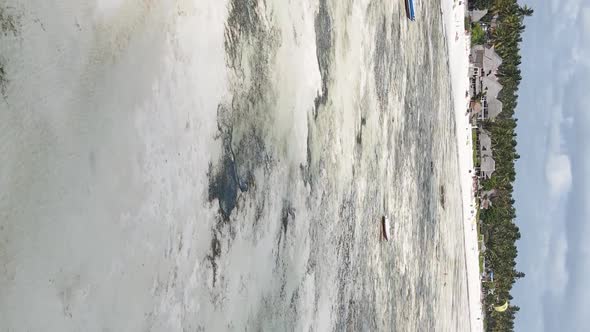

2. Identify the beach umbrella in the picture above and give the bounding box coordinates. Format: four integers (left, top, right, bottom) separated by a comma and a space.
493, 301, 508, 312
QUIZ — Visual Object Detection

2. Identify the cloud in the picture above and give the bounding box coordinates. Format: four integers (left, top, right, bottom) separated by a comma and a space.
539, 2, 588, 201
556, 90, 590, 332
545, 231, 569, 294
583, 6, 590, 36
550, 0, 581, 17
541, 28, 590, 331
549, 0, 584, 38
515, 1, 590, 331
570, 8, 590, 68
544, 103, 572, 198
541, 230, 570, 332
545, 153, 572, 197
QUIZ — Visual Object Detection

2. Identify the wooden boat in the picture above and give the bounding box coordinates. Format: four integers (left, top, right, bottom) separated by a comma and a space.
382, 216, 391, 241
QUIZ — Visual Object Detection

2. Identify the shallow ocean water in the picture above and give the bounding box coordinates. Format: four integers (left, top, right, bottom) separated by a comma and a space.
0, 0, 469, 330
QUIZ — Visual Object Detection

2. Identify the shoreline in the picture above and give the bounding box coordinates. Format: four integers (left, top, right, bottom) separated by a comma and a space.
440, 1, 485, 331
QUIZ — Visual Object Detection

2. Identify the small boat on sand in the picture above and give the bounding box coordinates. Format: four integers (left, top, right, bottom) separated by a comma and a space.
405, 0, 416, 21
382, 216, 391, 241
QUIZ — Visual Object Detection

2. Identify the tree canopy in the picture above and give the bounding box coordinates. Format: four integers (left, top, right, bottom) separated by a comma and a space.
470, 0, 533, 331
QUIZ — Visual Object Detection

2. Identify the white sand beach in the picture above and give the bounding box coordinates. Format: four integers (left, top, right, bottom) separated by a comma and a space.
441, 1, 485, 331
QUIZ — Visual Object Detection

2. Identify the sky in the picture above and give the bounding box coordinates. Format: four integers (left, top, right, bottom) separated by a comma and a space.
513, 0, 590, 331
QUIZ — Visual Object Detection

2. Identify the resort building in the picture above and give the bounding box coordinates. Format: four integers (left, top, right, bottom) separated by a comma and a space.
476, 130, 496, 179
468, 9, 488, 23
469, 46, 504, 121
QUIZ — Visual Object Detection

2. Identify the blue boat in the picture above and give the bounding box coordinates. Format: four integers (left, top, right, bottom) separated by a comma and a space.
405, 0, 416, 21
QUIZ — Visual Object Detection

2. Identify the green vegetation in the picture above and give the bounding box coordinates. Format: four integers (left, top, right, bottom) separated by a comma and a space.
471, 23, 486, 45
472, 129, 480, 166
479, 253, 485, 274
471, 0, 495, 10
478, 221, 484, 274
469, 0, 534, 331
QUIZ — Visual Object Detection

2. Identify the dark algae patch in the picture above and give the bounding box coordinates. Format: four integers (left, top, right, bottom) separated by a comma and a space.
277, 200, 295, 248
207, 151, 240, 222
209, 0, 279, 222
1, 5, 21, 98
0, 63, 6, 98
313, 0, 333, 117
206, 0, 281, 290
373, 15, 393, 112
206, 232, 222, 287
0, 6, 19, 36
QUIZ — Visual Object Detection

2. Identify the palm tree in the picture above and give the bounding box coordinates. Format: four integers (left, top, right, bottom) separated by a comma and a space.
518, 5, 534, 17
